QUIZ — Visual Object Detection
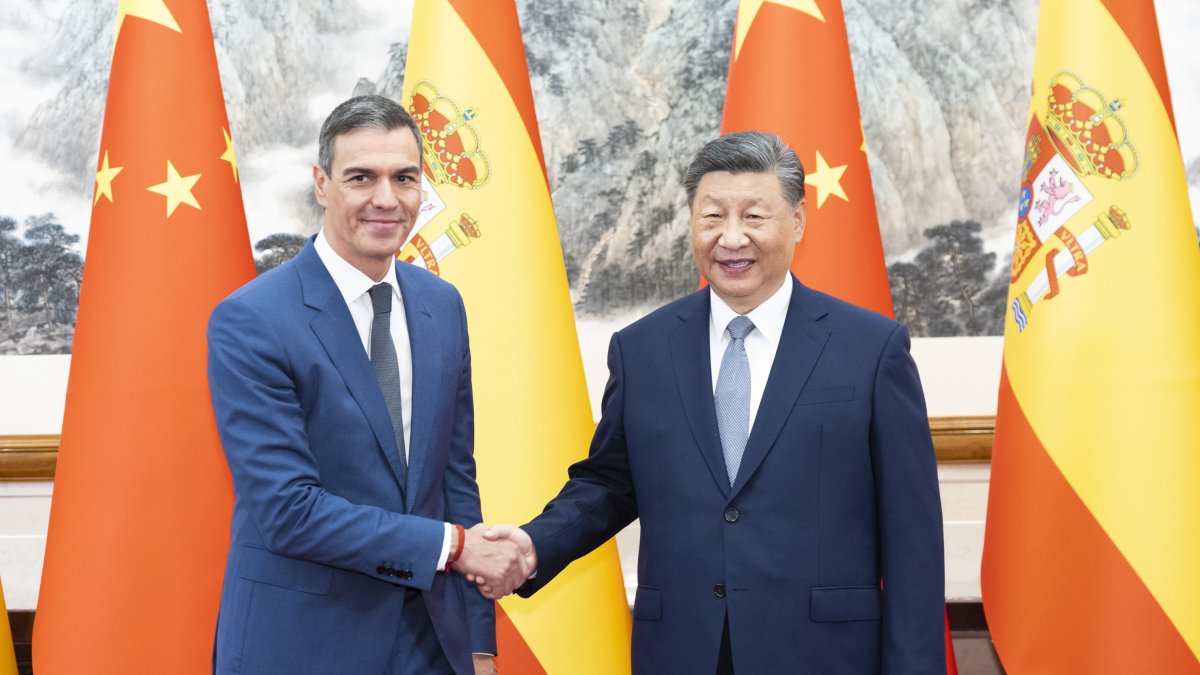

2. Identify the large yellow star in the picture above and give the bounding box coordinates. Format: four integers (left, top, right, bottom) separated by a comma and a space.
734, 0, 825, 60
807, 150, 848, 209
146, 161, 202, 217
94, 151, 124, 205
220, 128, 239, 184
115, 0, 181, 44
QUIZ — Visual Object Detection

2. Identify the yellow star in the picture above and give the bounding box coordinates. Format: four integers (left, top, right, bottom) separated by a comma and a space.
115, 0, 181, 44
860, 121, 869, 154
807, 151, 848, 209
220, 128, 239, 184
146, 161, 202, 217
94, 151, 124, 205
734, 0, 825, 60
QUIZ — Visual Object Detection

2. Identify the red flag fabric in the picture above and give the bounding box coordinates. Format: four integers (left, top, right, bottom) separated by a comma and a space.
33, 0, 254, 672
720, 1, 955, 671
720, 0, 893, 317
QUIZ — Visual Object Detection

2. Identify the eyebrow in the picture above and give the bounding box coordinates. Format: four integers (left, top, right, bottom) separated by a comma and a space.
340, 164, 421, 177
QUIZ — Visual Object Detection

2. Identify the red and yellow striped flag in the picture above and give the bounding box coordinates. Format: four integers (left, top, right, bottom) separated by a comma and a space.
720, 0, 893, 316
33, 0, 253, 672
400, 2, 631, 672
982, 1, 1200, 671
720, 3, 957, 670
1, 575, 17, 675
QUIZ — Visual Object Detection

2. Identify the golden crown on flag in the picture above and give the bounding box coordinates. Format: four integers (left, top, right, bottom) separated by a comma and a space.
1044, 71, 1138, 181
408, 81, 491, 190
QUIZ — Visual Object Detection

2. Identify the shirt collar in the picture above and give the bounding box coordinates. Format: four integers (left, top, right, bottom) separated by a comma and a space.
709, 275, 793, 343
314, 229, 401, 306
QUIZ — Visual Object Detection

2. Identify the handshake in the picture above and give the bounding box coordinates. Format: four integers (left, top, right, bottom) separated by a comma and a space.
451, 524, 536, 599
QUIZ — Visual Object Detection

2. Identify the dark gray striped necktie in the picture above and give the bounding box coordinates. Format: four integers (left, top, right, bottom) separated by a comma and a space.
368, 283, 407, 484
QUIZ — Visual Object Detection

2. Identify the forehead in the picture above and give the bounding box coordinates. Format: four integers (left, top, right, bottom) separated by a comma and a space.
330, 127, 420, 171
694, 170, 784, 204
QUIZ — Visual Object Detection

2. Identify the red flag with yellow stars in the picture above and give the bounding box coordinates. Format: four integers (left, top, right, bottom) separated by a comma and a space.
720, 2, 958, 672
720, 0, 892, 316
33, 0, 254, 672
982, 1, 1200, 671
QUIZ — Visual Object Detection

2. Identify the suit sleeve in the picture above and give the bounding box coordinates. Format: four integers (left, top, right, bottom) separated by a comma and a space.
207, 296, 445, 590
439, 292, 497, 654
518, 332, 639, 596
870, 324, 946, 674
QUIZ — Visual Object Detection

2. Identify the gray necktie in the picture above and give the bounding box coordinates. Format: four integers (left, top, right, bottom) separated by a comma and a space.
715, 315, 755, 487
368, 283, 407, 485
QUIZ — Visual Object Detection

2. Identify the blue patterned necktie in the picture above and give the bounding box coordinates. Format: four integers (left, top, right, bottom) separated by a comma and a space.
715, 315, 755, 486
368, 283, 407, 486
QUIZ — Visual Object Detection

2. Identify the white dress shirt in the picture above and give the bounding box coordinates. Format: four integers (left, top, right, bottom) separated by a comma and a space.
708, 277, 793, 432
313, 230, 451, 570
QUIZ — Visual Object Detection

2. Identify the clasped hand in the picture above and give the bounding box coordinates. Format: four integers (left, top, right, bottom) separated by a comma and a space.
451, 524, 536, 599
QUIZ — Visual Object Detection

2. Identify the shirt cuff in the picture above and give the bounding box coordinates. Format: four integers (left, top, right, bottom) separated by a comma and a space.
436, 522, 452, 571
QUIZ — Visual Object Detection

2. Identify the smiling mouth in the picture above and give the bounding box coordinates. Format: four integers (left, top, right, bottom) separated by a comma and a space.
719, 260, 753, 269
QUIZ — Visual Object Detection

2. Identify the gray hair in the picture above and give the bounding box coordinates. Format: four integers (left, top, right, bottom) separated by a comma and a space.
682, 131, 805, 206
317, 95, 422, 177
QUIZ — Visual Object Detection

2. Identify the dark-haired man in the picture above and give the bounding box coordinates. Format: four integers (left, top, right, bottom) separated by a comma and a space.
487, 131, 945, 674
208, 95, 529, 675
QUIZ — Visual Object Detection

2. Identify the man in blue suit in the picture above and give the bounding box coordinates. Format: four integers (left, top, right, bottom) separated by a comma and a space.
485, 132, 945, 673
207, 96, 529, 675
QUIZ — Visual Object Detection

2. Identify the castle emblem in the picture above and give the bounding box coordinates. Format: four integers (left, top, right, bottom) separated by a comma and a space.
1009, 71, 1136, 332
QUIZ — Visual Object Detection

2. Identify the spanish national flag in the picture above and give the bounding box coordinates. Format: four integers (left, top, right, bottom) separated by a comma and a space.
982, 1, 1200, 672
400, 2, 631, 672
1, 575, 17, 675
33, 0, 253, 672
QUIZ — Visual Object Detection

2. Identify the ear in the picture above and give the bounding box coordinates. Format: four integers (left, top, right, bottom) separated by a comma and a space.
792, 198, 807, 243
313, 164, 329, 208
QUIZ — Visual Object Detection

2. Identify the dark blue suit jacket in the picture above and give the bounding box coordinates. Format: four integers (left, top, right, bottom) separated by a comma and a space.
521, 278, 944, 674
207, 241, 493, 674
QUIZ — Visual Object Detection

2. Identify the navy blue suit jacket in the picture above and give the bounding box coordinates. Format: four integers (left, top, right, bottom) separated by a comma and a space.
521, 278, 945, 674
207, 241, 493, 674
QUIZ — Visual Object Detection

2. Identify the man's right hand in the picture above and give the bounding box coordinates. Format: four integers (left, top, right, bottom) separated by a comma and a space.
452, 524, 533, 598
477, 524, 536, 599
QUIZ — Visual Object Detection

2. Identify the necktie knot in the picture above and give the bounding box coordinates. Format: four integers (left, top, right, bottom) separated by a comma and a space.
727, 315, 754, 341
369, 283, 392, 316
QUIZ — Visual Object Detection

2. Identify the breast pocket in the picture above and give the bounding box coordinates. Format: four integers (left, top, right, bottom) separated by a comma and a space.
796, 386, 855, 406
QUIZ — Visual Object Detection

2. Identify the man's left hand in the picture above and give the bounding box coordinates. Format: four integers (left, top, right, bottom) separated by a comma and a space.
474, 654, 498, 675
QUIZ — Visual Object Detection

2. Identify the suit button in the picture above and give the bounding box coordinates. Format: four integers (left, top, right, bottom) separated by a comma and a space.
714, 584, 726, 599
724, 508, 740, 523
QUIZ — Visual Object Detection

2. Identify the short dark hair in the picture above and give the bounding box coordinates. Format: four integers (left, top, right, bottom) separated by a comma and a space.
317, 95, 422, 177
682, 131, 805, 206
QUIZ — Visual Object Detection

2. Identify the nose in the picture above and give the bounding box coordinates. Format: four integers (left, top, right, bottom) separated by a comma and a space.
717, 219, 750, 249
369, 180, 400, 210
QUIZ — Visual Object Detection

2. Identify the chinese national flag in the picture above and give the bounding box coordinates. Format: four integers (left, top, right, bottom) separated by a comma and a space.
720, 0, 892, 317
982, 1, 1200, 671
720, 1, 956, 672
400, 1, 631, 673
33, 1, 254, 672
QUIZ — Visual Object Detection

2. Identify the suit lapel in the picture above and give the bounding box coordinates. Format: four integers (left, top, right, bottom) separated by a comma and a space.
669, 290, 731, 499
297, 244, 409, 498
730, 278, 829, 500
395, 262, 440, 510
